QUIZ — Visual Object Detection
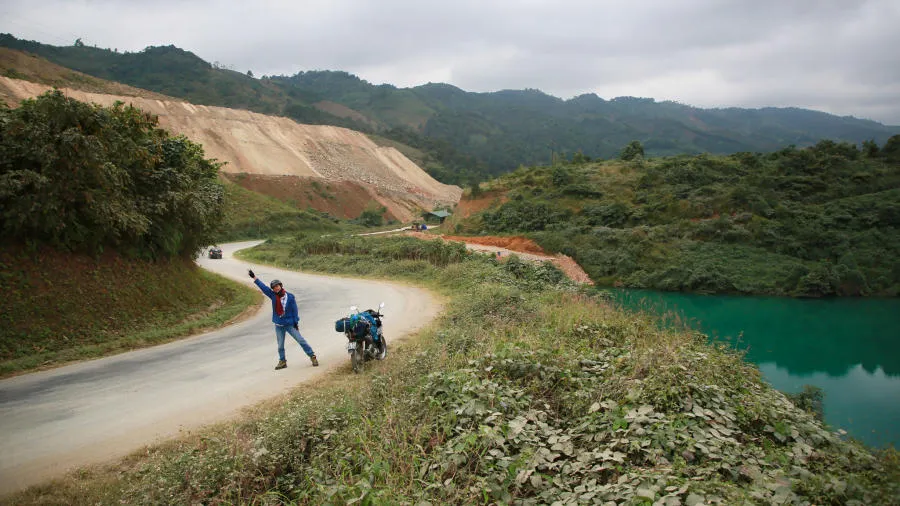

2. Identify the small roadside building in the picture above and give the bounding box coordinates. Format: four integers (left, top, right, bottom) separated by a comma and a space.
422, 209, 451, 224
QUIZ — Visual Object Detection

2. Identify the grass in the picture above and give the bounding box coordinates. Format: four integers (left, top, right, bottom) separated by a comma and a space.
216, 178, 343, 242
6, 235, 897, 505
0, 245, 260, 377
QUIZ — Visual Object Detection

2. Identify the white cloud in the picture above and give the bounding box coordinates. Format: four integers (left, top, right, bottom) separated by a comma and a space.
2, 0, 899, 123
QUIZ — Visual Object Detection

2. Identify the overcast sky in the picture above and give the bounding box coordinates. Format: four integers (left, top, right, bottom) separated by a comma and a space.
2, 0, 899, 124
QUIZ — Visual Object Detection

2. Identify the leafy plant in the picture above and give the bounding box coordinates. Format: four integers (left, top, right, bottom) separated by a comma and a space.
0, 90, 223, 258
620, 140, 645, 161
354, 202, 387, 227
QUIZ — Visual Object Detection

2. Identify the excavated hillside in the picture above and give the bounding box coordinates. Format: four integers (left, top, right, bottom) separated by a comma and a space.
0, 75, 461, 221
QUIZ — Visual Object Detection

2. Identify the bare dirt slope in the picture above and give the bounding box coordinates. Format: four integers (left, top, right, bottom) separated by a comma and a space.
0, 75, 461, 221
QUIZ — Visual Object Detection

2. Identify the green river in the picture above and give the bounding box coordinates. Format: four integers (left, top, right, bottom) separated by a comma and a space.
608, 289, 900, 448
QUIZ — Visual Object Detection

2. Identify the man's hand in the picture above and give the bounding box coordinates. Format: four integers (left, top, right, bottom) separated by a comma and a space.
248, 269, 255, 279
293, 323, 299, 330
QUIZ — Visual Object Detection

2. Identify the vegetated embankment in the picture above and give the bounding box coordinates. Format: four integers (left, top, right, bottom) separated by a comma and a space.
9, 235, 895, 505
0, 246, 258, 377
0, 47, 173, 101
221, 173, 407, 221
0, 76, 462, 221
0, 90, 259, 376
217, 178, 345, 242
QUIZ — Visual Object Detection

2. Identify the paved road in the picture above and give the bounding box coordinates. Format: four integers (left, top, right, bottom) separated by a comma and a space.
0, 241, 439, 495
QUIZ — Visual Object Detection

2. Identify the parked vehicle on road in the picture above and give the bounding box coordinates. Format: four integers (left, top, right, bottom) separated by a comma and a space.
335, 303, 387, 373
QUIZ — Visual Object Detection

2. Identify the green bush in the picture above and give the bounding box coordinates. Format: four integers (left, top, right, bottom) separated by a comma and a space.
289, 235, 470, 267
0, 90, 223, 258
620, 140, 644, 161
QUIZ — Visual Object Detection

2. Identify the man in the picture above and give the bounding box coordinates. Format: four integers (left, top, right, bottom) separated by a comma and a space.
249, 269, 319, 369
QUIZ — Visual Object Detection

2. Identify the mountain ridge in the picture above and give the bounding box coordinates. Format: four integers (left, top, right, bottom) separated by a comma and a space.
2, 33, 897, 180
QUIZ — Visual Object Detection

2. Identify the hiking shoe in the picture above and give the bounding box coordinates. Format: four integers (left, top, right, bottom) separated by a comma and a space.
310, 355, 319, 367
275, 360, 287, 370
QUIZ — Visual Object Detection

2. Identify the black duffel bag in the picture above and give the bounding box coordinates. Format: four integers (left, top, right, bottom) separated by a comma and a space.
335, 317, 352, 333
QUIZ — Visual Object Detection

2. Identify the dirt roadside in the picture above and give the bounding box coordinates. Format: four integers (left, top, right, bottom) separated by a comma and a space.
404, 232, 594, 285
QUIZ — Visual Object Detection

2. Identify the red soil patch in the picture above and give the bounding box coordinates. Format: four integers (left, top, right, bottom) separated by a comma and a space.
552, 254, 594, 285
455, 191, 508, 219
402, 233, 594, 285
223, 173, 397, 221
441, 235, 547, 255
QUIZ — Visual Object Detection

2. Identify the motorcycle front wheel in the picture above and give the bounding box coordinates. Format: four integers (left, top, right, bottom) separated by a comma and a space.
375, 335, 388, 360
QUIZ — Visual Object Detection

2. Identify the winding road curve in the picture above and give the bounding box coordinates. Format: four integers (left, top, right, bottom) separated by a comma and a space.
0, 241, 440, 495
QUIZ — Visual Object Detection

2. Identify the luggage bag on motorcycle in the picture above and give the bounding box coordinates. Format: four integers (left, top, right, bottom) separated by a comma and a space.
335, 316, 370, 339
350, 318, 370, 338
335, 317, 352, 333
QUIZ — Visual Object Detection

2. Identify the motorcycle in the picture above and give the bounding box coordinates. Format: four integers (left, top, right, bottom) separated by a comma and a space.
335, 302, 387, 373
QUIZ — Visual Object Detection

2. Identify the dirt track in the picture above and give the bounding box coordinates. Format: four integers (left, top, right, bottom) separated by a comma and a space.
405, 232, 594, 284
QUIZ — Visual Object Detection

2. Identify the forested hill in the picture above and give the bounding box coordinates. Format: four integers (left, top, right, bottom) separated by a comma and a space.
455, 138, 900, 297
3, 33, 898, 182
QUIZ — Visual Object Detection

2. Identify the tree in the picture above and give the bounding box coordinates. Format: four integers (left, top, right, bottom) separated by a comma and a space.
357, 203, 386, 227
551, 166, 573, 187
73, 38, 84, 47
883, 135, 900, 162
620, 140, 644, 161
571, 150, 590, 164
862, 139, 879, 158
469, 180, 483, 198
246, 70, 254, 78
0, 90, 224, 258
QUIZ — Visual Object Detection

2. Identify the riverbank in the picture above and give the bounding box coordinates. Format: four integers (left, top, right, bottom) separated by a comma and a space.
607, 287, 900, 448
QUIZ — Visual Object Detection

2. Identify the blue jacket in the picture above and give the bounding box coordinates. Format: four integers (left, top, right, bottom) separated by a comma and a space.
254, 279, 300, 326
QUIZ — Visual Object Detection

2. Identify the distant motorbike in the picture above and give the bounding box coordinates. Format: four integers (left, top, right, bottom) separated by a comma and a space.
335, 302, 387, 373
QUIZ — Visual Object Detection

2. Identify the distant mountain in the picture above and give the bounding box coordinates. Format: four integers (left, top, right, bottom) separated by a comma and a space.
2, 33, 897, 181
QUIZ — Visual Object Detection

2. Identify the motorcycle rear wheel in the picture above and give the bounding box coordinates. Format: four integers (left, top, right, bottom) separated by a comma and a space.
351, 345, 364, 373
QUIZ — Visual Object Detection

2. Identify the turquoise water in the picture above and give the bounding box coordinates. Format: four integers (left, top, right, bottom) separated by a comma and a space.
608, 289, 900, 448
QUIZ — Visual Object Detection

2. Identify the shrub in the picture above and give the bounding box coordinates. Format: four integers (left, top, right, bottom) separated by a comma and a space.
0, 90, 223, 258
620, 140, 645, 161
